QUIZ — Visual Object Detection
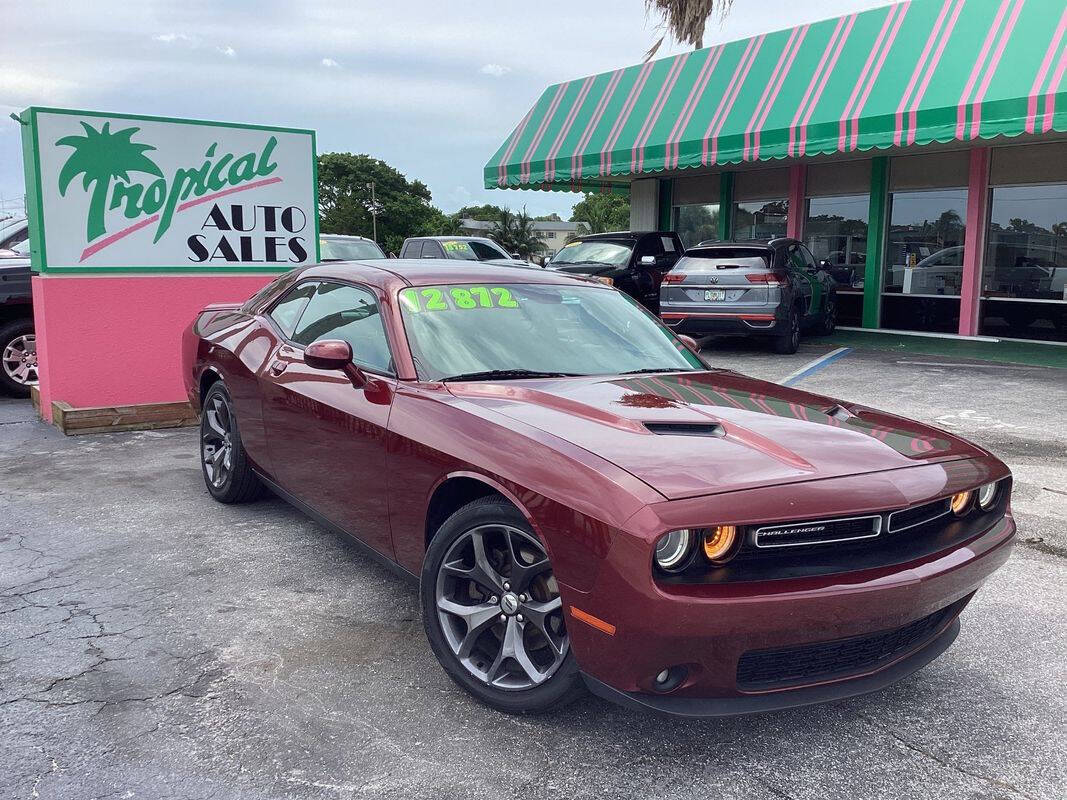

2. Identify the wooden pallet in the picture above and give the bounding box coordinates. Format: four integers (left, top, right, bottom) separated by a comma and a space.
50, 400, 198, 435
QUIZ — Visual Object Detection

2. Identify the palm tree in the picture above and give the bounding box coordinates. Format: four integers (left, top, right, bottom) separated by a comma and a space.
933, 210, 964, 246
436, 213, 466, 236
644, 0, 733, 60
510, 208, 547, 259
57, 122, 163, 242
489, 207, 518, 253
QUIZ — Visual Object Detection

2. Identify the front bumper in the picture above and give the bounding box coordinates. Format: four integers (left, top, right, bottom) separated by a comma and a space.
559, 465, 1015, 716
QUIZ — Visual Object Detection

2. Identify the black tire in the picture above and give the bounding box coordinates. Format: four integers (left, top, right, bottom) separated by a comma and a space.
0, 318, 36, 398
772, 305, 801, 354
816, 293, 837, 336
199, 382, 264, 503
421, 496, 584, 714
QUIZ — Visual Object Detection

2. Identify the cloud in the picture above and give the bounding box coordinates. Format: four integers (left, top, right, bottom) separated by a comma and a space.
152, 33, 192, 44
217, 45, 236, 58
320, 57, 340, 68
479, 63, 511, 77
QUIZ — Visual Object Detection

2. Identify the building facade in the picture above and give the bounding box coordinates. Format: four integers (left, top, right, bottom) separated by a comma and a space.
484, 0, 1067, 344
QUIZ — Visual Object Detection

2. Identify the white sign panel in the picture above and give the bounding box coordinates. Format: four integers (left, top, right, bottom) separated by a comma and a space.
22, 108, 318, 273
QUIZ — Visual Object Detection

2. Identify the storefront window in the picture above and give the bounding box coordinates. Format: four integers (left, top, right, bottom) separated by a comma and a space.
980, 184, 1067, 342
674, 203, 720, 247
805, 194, 868, 326
881, 189, 967, 333
733, 200, 788, 239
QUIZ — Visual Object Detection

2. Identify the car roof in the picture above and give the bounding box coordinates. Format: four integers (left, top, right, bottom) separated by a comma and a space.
694, 237, 796, 249
575, 231, 669, 242
408, 236, 498, 243
299, 259, 599, 290
320, 233, 376, 242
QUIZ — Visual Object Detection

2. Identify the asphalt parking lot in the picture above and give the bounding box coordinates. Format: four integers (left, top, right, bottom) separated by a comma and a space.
2, 341, 1065, 800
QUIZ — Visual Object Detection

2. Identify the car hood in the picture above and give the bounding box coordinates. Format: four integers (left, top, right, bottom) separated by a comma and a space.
484, 258, 537, 268
446, 371, 983, 500
552, 263, 619, 277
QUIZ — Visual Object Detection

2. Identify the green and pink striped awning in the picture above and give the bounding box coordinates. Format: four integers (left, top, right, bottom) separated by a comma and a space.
485, 0, 1067, 192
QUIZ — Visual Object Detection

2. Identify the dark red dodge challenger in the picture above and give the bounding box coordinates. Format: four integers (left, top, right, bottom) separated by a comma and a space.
183, 260, 1015, 716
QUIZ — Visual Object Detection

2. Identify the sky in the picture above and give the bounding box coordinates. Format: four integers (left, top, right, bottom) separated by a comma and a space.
1, 0, 894, 221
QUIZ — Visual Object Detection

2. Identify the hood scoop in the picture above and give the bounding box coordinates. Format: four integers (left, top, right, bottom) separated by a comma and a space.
644, 422, 726, 437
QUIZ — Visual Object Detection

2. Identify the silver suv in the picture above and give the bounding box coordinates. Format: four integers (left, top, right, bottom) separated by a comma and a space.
659, 238, 837, 354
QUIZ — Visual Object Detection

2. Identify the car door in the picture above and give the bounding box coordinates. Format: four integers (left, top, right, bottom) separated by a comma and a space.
421, 241, 445, 259
631, 235, 666, 308
260, 280, 397, 557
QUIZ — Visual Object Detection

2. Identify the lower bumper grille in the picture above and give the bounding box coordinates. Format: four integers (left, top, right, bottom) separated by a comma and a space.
736, 596, 971, 690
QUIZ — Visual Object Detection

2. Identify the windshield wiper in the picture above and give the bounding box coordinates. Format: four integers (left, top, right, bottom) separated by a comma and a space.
441, 369, 582, 382
618, 367, 695, 375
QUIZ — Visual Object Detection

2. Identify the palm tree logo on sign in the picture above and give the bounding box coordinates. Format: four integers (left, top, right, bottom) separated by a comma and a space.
57, 122, 163, 243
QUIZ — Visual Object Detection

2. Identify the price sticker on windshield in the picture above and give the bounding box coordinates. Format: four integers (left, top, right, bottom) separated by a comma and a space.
399, 286, 521, 312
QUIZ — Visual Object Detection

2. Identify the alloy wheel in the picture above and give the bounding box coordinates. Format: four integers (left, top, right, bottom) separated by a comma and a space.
201, 394, 234, 489
2, 334, 38, 387
435, 524, 568, 690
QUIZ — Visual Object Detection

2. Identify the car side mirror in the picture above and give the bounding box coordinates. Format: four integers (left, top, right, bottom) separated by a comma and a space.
510, 252, 522, 259
819, 259, 832, 269
304, 339, 366, 388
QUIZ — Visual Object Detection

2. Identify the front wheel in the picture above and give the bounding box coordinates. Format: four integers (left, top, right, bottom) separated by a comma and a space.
199, 382, 264, 503
421, 496, 584, 714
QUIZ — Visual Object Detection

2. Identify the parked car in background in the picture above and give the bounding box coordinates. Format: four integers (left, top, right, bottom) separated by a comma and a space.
0, 215, 29, 251
319, 234, 386, 261
0, 236, 35, 396
546, 231, 683, 313
400, 236, 533, 268
183, 260, 1014, 716
659, 238, 837, 354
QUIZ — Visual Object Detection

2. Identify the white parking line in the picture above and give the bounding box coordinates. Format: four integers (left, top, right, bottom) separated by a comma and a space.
780, 347, 852, 386
895, 360, 1039, 370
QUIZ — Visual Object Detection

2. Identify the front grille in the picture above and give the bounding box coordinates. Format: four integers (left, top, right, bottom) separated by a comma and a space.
753, 515, 881, 548
736, 597, 969, 690
888, 497, 951, 532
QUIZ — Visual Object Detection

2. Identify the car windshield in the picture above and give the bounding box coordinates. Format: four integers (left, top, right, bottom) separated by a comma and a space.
551, 240, 632, 266
320, 238, 385, 261
441, 240, 507, 261
398, 283, 703, 381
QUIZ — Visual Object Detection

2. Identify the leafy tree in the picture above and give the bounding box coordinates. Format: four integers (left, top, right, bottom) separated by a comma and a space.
456, 203, 509, 221
1008, 217, 1045, 234
435, 213, 466, 235
933, 209, 964, 246
318, 153, 445, 254
510, 208, 547, 258
1053, 222, 1067, 238
534, 213, 562, 222
57, 121, 163, 242
570, 193, 631, 233
644, 0, 733, 59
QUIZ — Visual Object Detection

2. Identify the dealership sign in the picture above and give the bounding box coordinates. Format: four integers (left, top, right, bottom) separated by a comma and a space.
20, 107, 318, 273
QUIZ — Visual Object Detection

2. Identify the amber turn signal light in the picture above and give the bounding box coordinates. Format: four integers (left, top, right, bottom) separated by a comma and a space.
703, 525, 737, 563
950, 491, 973, 516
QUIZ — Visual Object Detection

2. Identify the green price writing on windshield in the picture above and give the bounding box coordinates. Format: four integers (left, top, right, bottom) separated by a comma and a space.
400, 286, 520, 312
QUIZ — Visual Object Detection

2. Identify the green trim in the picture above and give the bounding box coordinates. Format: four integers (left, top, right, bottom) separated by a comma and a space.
311, 130, 321, 263
718, 172, 734, 240
20, 108, 46, 274
863, 157, 888, 329
656, 178, 673, 231
827, 329, 1067, 370
35, 265, 293, 275
23, 106, 315, 137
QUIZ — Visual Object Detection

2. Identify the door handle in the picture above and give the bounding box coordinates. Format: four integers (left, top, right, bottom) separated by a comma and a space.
269, 360, 287, 376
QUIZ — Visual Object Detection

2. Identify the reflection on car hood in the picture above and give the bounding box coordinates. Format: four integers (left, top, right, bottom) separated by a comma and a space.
446, 371, 983, 499
484, 258, 538, 268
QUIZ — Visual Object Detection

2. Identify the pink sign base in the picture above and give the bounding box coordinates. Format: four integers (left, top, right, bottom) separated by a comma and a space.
32, 274, 276, 421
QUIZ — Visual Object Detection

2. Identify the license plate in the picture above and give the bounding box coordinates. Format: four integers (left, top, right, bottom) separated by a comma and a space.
704, 289, 726, 301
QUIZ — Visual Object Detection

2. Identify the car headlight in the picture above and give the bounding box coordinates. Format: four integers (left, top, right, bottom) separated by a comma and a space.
654, 529, 693, 571
595, 276, 614, 286
702, 525, 737, 563
950, 490, 973, 516
977, 481, 999, 510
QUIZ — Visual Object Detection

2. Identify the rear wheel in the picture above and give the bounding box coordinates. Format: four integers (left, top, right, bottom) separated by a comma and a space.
421, 496, 583, 714
0, 318, 37, 398
816, 294, 837, 336
772, 306, 801, 354
200, 382, 264, 503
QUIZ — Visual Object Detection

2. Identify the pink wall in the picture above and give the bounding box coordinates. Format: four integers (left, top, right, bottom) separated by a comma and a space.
787, 164, 807, 240
32, 274, 276, 420
959, 147, 991, 336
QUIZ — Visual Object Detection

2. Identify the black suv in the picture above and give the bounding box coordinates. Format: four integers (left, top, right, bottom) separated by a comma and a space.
546, 231, 684, 313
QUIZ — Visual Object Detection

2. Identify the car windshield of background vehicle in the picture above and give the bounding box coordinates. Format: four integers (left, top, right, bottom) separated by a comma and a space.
805, 194, 868, 291
320, 238, 386, 261
442, 240, 508, 261
397, 283, 703, 381
551, 241, 632, 266
980, 184, 1067, 342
